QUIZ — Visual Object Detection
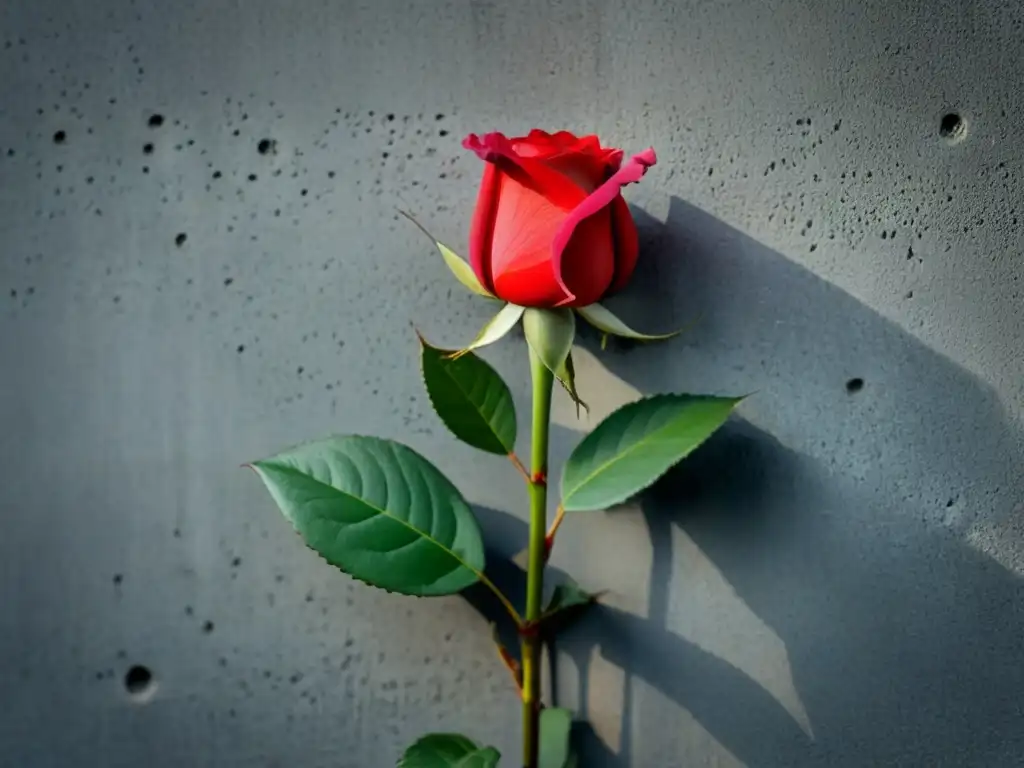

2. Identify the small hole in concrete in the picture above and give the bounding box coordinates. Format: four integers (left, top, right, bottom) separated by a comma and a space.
175, 233, 187, 247
202, 620, 215, 634
53, 130, 66, 144
845, 377, 864, 394
124, 665, 154, 697
257, 138, 276, 155
143, 143, 154, 155
939, 113, 966, 142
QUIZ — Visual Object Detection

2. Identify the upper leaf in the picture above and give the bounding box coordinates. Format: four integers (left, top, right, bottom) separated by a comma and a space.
399, 733, 499, 767
399, 210, 494, 298
250, 436, 486, 596
539, 708, 574, 768
420, 336, 516, 455
561, 394, 742, 512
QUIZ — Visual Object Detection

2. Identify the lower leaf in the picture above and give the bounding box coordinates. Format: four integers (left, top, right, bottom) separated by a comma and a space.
543, 582, 599, 620
457, 748, 501, 768
540, 708, 574, 768
249, 436, 486, 597
399, 734, 500, 767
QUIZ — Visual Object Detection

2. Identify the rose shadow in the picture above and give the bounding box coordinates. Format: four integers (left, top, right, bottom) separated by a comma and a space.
467, 196, 1024, 766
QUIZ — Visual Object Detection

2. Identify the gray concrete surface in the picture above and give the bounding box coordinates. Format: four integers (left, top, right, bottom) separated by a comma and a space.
2, 1, 1023, 766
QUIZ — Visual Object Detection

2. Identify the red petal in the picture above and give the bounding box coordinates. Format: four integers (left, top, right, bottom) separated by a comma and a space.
468, 161, 500, 293
463, 133, 587, 211
489, 169, 569, 307
560, 206, 616, 307
608, 194, 640, 293
550, 148, 657, 305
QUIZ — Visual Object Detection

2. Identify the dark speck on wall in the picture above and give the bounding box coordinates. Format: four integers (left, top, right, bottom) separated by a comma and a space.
175, 233, 187, 247
53, 130, 66, 144
148, 114, 164, 128
124, 665, 153, 696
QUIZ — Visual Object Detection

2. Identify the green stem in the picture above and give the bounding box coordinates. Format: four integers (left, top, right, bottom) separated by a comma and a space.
522, 345, 553, 768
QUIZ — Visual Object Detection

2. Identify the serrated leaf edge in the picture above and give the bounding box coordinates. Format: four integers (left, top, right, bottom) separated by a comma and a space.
418, 334, 516, 455
561, 394, 743, 512
248, 435, 487, 595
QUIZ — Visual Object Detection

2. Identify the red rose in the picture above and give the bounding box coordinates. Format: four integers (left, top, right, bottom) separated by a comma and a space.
463, 130, 656, 308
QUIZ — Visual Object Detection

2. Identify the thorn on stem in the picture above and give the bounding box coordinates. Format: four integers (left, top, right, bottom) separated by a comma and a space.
543, 505, 565, 563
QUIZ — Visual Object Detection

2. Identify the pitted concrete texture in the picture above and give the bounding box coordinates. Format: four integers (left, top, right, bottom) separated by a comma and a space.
2, 1, 1023, 766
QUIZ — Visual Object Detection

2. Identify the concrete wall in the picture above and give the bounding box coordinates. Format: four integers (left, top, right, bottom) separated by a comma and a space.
2, 1, 1023, 765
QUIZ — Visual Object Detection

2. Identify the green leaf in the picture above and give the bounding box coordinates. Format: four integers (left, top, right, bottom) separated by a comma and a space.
459, 303, 525, 355
539, 708, 573, 768
523, 307, 575, 378
250, 436, 486, 596
399, 734, 500, 767
543, 581, 599, 619
399, 210, 494, 298
561, 394, 742, 512
456, 748, 501, 768
420, 335, 516, 455
576, 302, 680, 342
